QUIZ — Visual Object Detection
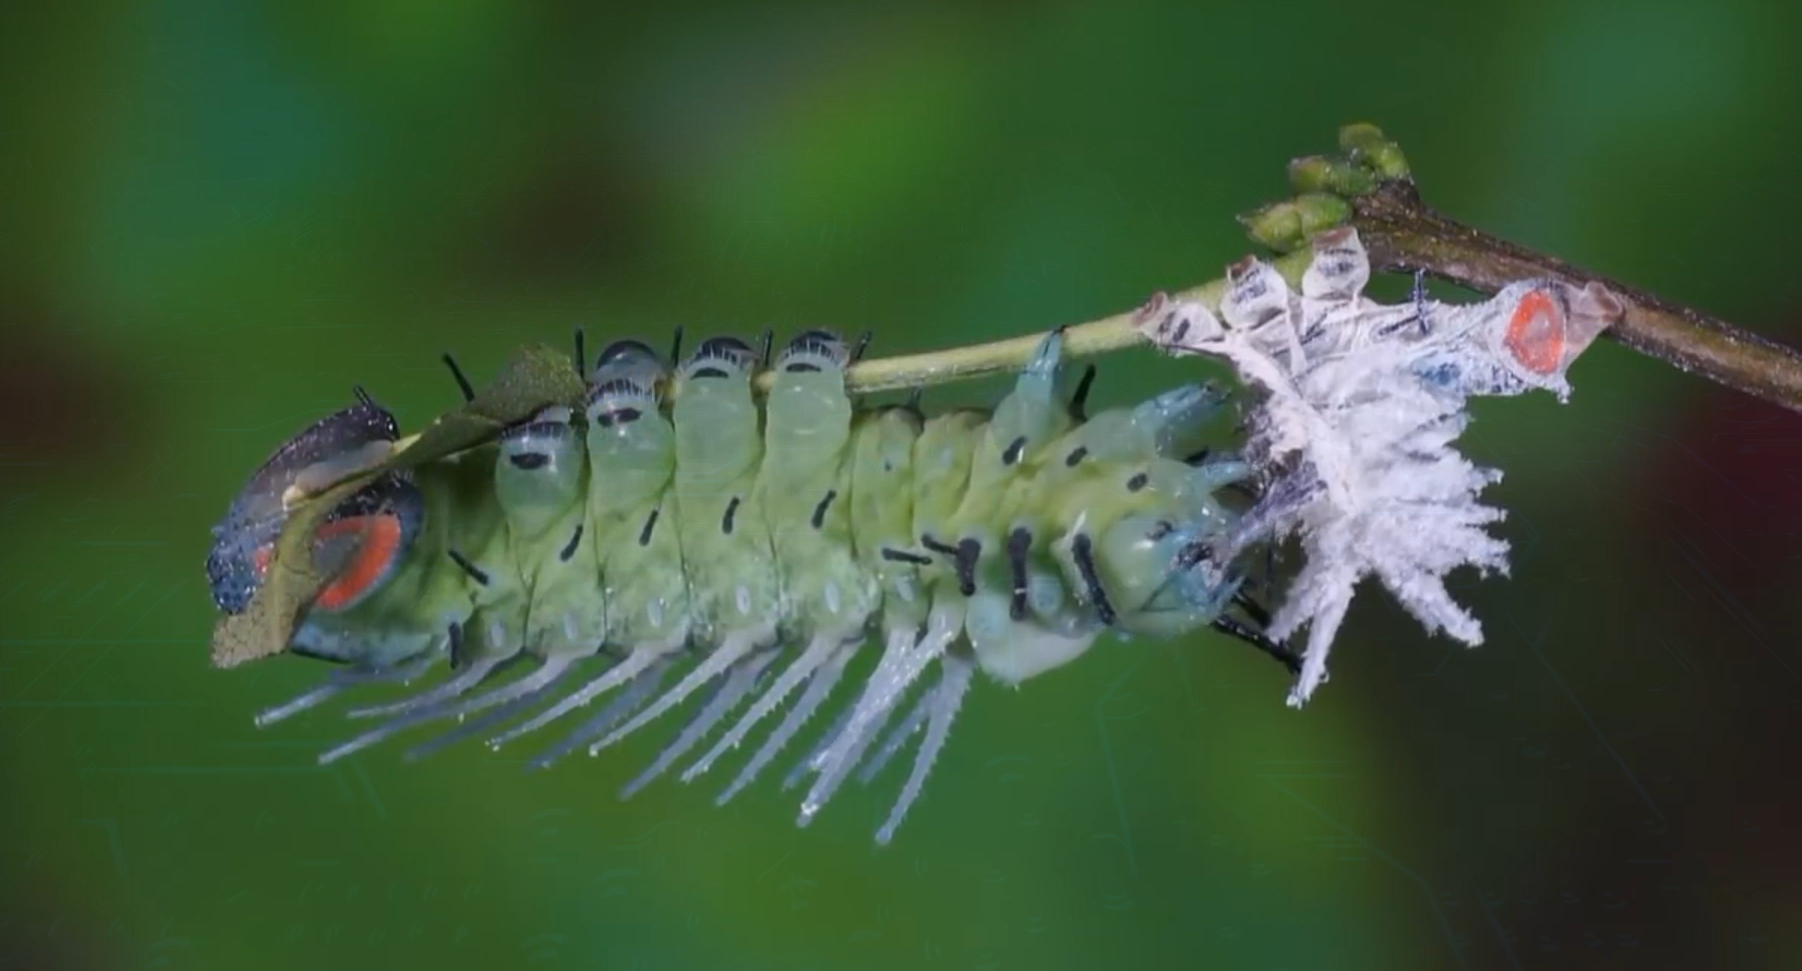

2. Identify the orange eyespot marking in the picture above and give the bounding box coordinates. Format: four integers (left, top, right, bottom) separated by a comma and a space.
1504, 289, 1565, 375
252, 544, 273, 578
312, 514, 403, 611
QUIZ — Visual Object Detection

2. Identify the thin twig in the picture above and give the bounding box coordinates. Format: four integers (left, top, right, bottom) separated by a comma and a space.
754, 250, 1315, 396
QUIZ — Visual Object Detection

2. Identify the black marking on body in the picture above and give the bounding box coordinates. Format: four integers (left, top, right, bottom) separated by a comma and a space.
591, 407, 642, 427
1006, 527, 1032, 620
1065, 446, 1088, 467
1001, 436, 1027, 466
953, 538, 981, 597
441, 353, 476, 403
509, 451, 550, 470
1183, 448, 1211, 466
721, 496, 741, 535
811, 490, 837, 529
447, 548, 490, 586
1146, 520, 1174, 541
920, 534, 959, 557
638, 508, 659, 547
690, 366, 731, 379
1376, 313, 1426, 339
1174, 539, 1211, 571
1126, 472, 1149, 492
446, 622, 469, 665
881, 547, 932, 565
559, 524, 584, 562
1070, 365, 1097, 419
1070, 533, 1116, 626
786, 362, 821, 372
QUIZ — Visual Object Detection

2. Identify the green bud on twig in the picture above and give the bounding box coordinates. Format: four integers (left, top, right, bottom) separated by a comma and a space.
1338, 122, 1410, 180
1240, 194, 1351, 252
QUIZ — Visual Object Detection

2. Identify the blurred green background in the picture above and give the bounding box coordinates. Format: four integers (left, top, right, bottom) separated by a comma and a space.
5, 2, 1802, 969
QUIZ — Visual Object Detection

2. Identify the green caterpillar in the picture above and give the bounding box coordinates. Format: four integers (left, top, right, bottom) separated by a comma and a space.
206, 330, 1294, 843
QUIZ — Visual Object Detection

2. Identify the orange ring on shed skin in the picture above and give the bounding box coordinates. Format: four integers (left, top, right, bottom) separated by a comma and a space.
1504, 290, 1566, 375
310, 514, 404, 611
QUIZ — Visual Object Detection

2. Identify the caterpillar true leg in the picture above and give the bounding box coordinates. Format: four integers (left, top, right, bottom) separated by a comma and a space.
1210, 614, 1301, 674
619, 648, 779, 798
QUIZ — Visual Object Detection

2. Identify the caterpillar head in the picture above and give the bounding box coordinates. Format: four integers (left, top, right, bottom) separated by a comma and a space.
205, 393, 424, 627
1077, 459, 1248, 639
1092, 513, 1242, 639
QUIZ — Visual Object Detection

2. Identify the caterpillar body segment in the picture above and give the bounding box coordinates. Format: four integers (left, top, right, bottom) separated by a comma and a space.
208, 329, 1281, 843
583, 342, 688, 655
